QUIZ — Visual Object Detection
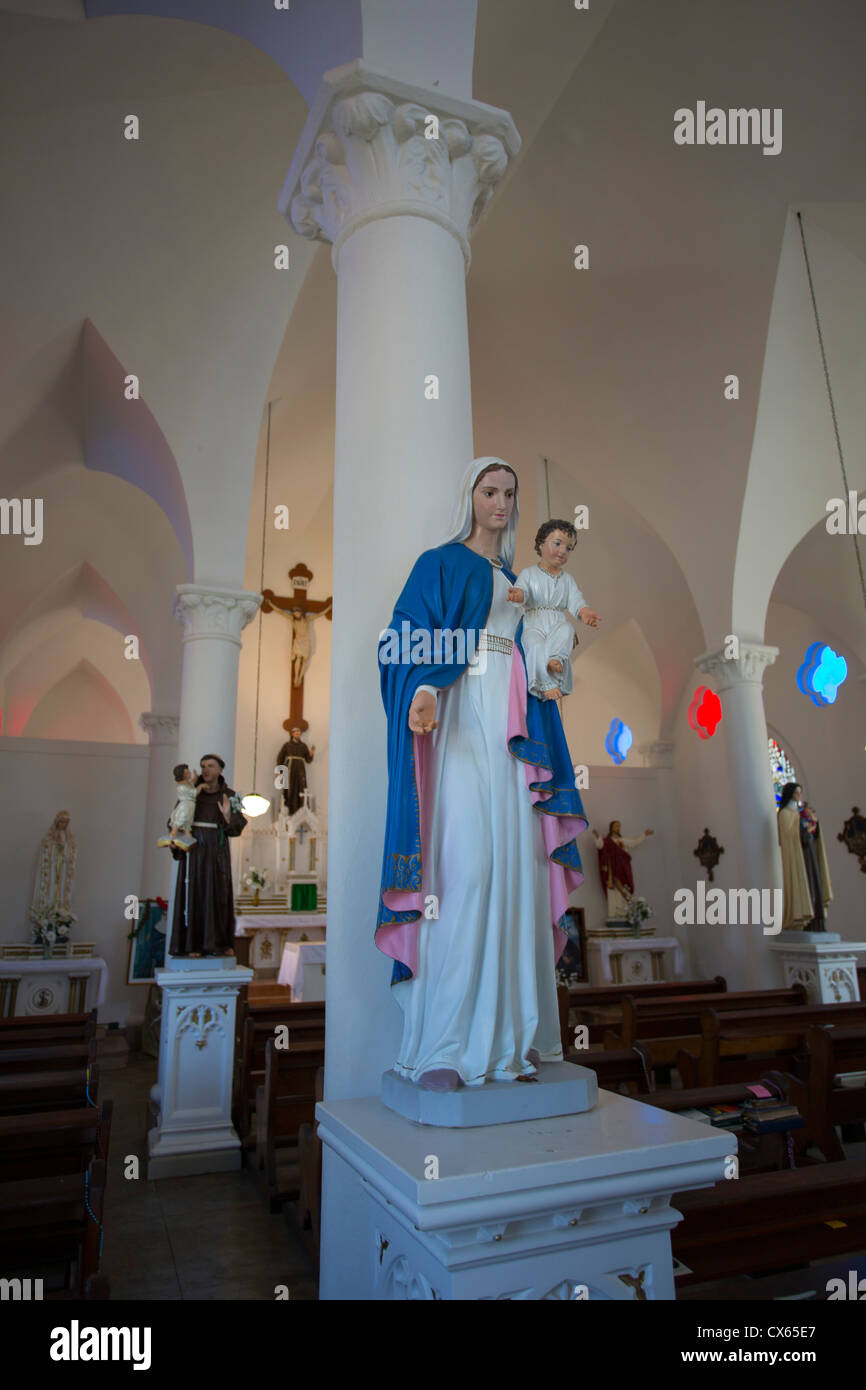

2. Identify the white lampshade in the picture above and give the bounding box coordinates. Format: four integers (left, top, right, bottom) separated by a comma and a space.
241, 793, 270, 817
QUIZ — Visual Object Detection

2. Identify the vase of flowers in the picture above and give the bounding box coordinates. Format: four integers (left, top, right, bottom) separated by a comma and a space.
30, 909, 76, 957
242, 867, 269, 906
625, 896, 653, 938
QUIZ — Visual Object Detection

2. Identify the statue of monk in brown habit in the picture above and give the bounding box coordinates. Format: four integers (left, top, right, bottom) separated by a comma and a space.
277, 728, 315, 815
168, 754, 247, 957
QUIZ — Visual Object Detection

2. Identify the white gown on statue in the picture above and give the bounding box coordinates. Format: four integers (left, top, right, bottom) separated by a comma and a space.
393, 565, 563, 1086
515, 564, 586, 698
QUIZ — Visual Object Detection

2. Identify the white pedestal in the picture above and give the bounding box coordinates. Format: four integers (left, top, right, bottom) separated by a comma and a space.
586, 936, 684, 986
317, 1090, 732, 1300
147, 962, 253, 1179
768, 933, 864, 1003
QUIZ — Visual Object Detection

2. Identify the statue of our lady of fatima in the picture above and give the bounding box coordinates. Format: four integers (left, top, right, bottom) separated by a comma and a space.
376, 457, 588, 1091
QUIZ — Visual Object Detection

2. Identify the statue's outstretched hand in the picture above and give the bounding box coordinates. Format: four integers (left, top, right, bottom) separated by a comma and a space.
579, 607, 601, 628
408, 690, 438, 735
507, 587, 524, 604
645, 828, 654, 836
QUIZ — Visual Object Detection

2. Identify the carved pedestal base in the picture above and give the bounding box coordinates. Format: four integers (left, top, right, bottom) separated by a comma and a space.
768, 935, 864, 1004
147, 963, 253, 1179
317, 1092, 731, 1300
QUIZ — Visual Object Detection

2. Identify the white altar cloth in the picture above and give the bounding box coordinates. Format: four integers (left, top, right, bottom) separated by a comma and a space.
234, 913, 326, 936
278, 941, 326, 1001
0, 956, 109, 1015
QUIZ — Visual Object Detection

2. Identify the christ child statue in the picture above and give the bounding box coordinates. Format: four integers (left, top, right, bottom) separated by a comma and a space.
508, 519, 601, 700
157, 764, 200, 851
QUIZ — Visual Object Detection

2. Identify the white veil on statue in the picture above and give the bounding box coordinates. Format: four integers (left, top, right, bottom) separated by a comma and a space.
441, 456, 519, 571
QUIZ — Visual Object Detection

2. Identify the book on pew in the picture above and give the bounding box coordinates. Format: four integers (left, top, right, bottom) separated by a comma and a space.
676, 1108, 714, 1124
742, 1100, 803, 1134
743, 1114, 804, 1134
704, 1104, 743, 1128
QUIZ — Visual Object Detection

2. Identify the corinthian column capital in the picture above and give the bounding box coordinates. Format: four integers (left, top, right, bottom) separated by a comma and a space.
172, 585, 261, 646
139, 713, 180, 746
279, 62, 520, 273
695, 642, 779, 690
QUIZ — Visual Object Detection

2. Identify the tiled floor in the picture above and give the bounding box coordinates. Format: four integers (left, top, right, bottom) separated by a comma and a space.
99, 1056, 318, 1301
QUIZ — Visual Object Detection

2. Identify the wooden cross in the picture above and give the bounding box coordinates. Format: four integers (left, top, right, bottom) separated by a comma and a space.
261, 562, 332, 733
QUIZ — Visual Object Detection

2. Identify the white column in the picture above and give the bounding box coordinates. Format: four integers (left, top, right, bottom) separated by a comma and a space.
280, 67, 519, 1101
694, 643, 780, 986
172, 584, 261, 780
138, 714, 179, 901
636, 740, 689, 976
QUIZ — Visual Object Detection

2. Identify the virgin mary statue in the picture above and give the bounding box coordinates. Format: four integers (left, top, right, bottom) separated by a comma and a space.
376, 457, 587, 1091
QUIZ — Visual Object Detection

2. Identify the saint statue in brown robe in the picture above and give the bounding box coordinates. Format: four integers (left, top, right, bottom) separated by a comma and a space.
169, 755, 247, 957
277, 728, 315, 815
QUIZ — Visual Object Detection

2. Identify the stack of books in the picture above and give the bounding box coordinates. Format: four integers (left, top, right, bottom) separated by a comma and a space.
741, 1097, 803, 1134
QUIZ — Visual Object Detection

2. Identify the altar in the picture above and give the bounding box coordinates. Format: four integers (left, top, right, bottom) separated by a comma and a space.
585, 936, 684, 987
0, 954, 108, 1016
234, 911, 326, 974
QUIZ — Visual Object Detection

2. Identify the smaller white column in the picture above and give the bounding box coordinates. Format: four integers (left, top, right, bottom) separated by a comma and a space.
171, 584, 261, 776
138, 714, 179, 902
694, 643, 780, 987
147, 962, 253, 1179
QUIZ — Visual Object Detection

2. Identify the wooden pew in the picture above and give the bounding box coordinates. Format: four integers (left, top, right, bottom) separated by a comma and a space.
604, 986, 807, 1078
766, 1023, 866, 1162
0, 1011, 98, 1048
574, 1047, 651, 1095
0, 1157, 108, 1298
563, 978, 727, 1049
0, 1102, 112, 1182
296, 1066, 324, 1267
259, 1038, 324, 1213
234, 1002, 325, 1145
0, 1041, 97, 1074
679, 999, 866, 1088
671, 1158, 866, 1286
0, 1063, 99, 1116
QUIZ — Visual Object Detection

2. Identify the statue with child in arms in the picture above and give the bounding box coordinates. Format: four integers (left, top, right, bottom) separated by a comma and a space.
376, 457, 602, 1092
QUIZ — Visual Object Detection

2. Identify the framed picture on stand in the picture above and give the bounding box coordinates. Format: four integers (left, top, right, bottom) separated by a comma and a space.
558, 907, 588, 983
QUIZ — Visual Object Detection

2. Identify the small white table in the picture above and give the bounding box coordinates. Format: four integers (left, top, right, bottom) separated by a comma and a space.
585, 936, 684, 987
277, 941, 326, 1002
0, 957, 109, 1016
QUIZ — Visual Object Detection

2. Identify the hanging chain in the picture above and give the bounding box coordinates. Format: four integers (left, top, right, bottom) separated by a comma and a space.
251, 402, 274, 793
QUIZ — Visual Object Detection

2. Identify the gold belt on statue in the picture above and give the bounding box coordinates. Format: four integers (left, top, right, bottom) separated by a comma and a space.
524, 607, 563, 615
477, 632, 513, 655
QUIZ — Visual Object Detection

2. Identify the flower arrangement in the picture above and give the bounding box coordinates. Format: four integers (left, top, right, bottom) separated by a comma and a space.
30, 908, 77, 950
242, 866, 268, 905
625, 896, 653, 937
229, 793, 244, 815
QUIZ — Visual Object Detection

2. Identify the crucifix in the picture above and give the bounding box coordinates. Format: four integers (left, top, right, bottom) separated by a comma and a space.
261, 562, 332, 733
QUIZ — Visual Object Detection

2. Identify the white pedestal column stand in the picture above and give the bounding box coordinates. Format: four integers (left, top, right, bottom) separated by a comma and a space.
695, 644, 781, 989
147, 586, 259, 1178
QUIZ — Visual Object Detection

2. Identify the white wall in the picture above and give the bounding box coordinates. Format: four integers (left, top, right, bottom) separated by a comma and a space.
0, 737, 151, 1026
